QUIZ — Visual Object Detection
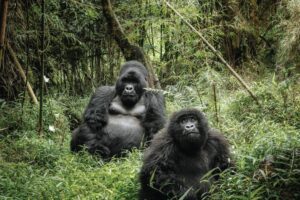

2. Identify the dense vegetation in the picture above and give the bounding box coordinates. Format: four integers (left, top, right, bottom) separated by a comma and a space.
0, 0, 299, 199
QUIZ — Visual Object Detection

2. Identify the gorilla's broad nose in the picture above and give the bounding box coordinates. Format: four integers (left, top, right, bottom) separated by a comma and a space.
125, 85, 134, 92
185, 123, 195, 130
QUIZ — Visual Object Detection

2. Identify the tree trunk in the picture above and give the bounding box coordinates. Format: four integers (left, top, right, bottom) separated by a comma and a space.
101, 0, 161, 89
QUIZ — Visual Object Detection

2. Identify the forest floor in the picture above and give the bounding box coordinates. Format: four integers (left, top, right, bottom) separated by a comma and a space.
0, 70, 300, 199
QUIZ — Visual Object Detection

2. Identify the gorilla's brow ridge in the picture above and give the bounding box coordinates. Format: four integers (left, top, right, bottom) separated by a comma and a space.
177, 114, 197, 122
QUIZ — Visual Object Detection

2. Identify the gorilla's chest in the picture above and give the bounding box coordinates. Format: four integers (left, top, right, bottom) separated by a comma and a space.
177, 152, 210, 184
104, 97, 146, 142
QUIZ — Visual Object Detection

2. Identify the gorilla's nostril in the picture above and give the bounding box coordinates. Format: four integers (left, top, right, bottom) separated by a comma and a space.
186, 124, 195, 130
126, 85, 133, 91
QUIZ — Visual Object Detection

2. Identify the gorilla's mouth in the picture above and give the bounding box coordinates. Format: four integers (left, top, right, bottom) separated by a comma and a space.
123, 93, 136, 97
188, 132, 200, 137
122, 94, 138, 100
185, 132, 201, 139
183, 132, 200, 139
184, 131, 199, 135
121, 95, 139, 107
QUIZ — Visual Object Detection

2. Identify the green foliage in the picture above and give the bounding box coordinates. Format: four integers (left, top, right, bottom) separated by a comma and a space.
0, 143, 141, 199
227, 76, 300, 129
1, 0, 300, 199
1, 71, 300, 199
209, 76, 300, 199
277, 0, 300, 70
0, 97, 70, 138
2, 0, 299, 98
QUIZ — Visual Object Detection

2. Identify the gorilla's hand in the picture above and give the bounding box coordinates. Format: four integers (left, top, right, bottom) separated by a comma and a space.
95, 145, 111, 158
84, 107, 108, 131
87, 140, 111, 158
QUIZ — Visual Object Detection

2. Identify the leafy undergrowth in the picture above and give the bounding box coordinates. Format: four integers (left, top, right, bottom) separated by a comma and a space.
0, 74, 300, 199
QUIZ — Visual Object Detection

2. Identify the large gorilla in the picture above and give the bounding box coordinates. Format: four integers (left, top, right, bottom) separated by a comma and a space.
139, 108, 232, 200
71, 61, 166, 158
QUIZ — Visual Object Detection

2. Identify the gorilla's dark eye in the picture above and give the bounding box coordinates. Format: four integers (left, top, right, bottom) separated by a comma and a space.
181, 118, 188, 124
190, 116, 196, 122
179, 115, 197, 124
178, 117, 186, 124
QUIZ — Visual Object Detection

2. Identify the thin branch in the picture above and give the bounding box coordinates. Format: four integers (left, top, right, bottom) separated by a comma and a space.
0, 127, 9, 132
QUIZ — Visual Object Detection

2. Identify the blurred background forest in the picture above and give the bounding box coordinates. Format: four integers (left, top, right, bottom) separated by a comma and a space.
0, 0, 299, 199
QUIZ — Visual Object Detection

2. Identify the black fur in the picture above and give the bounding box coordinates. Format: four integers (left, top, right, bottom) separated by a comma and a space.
139, 108, 232, 200
71, 61, 166, 159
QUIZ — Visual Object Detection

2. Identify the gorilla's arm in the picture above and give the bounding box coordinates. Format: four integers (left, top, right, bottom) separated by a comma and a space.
83, 86, 116, 131
141, 164, 198, 200
206, 130, 232, 171
142, 91, 166, 140
70, 124, 93, 152
140, 137, 198, 200
70, 123, 111, 157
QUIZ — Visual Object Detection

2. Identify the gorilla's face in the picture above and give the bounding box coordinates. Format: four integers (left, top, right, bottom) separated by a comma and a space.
179, 115, 200, 139
168, 109, 209, 153
116, 69, 148, 108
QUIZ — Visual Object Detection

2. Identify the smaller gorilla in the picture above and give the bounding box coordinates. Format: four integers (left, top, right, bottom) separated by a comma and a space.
139, 108, 233, 200
71, 61, 165, 159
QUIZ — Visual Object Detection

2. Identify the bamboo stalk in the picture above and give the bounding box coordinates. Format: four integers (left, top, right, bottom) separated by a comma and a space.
38, 0, 45, 135
212, 83, 219, 124
0, 0, 9, 64
7, 42, 38, 105
164, 1, 260, 106
0, 0, 9, 46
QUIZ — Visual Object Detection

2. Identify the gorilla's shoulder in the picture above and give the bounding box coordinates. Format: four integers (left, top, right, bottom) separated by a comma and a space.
143, 130, 174, 167
206, 128, 229, 150
144, 90, 165, 105
87, 86, 116, 106
207, 129, 228, 142
94, 85, 115, 94
92, 86, 115, 98
144, 89, 164, 97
